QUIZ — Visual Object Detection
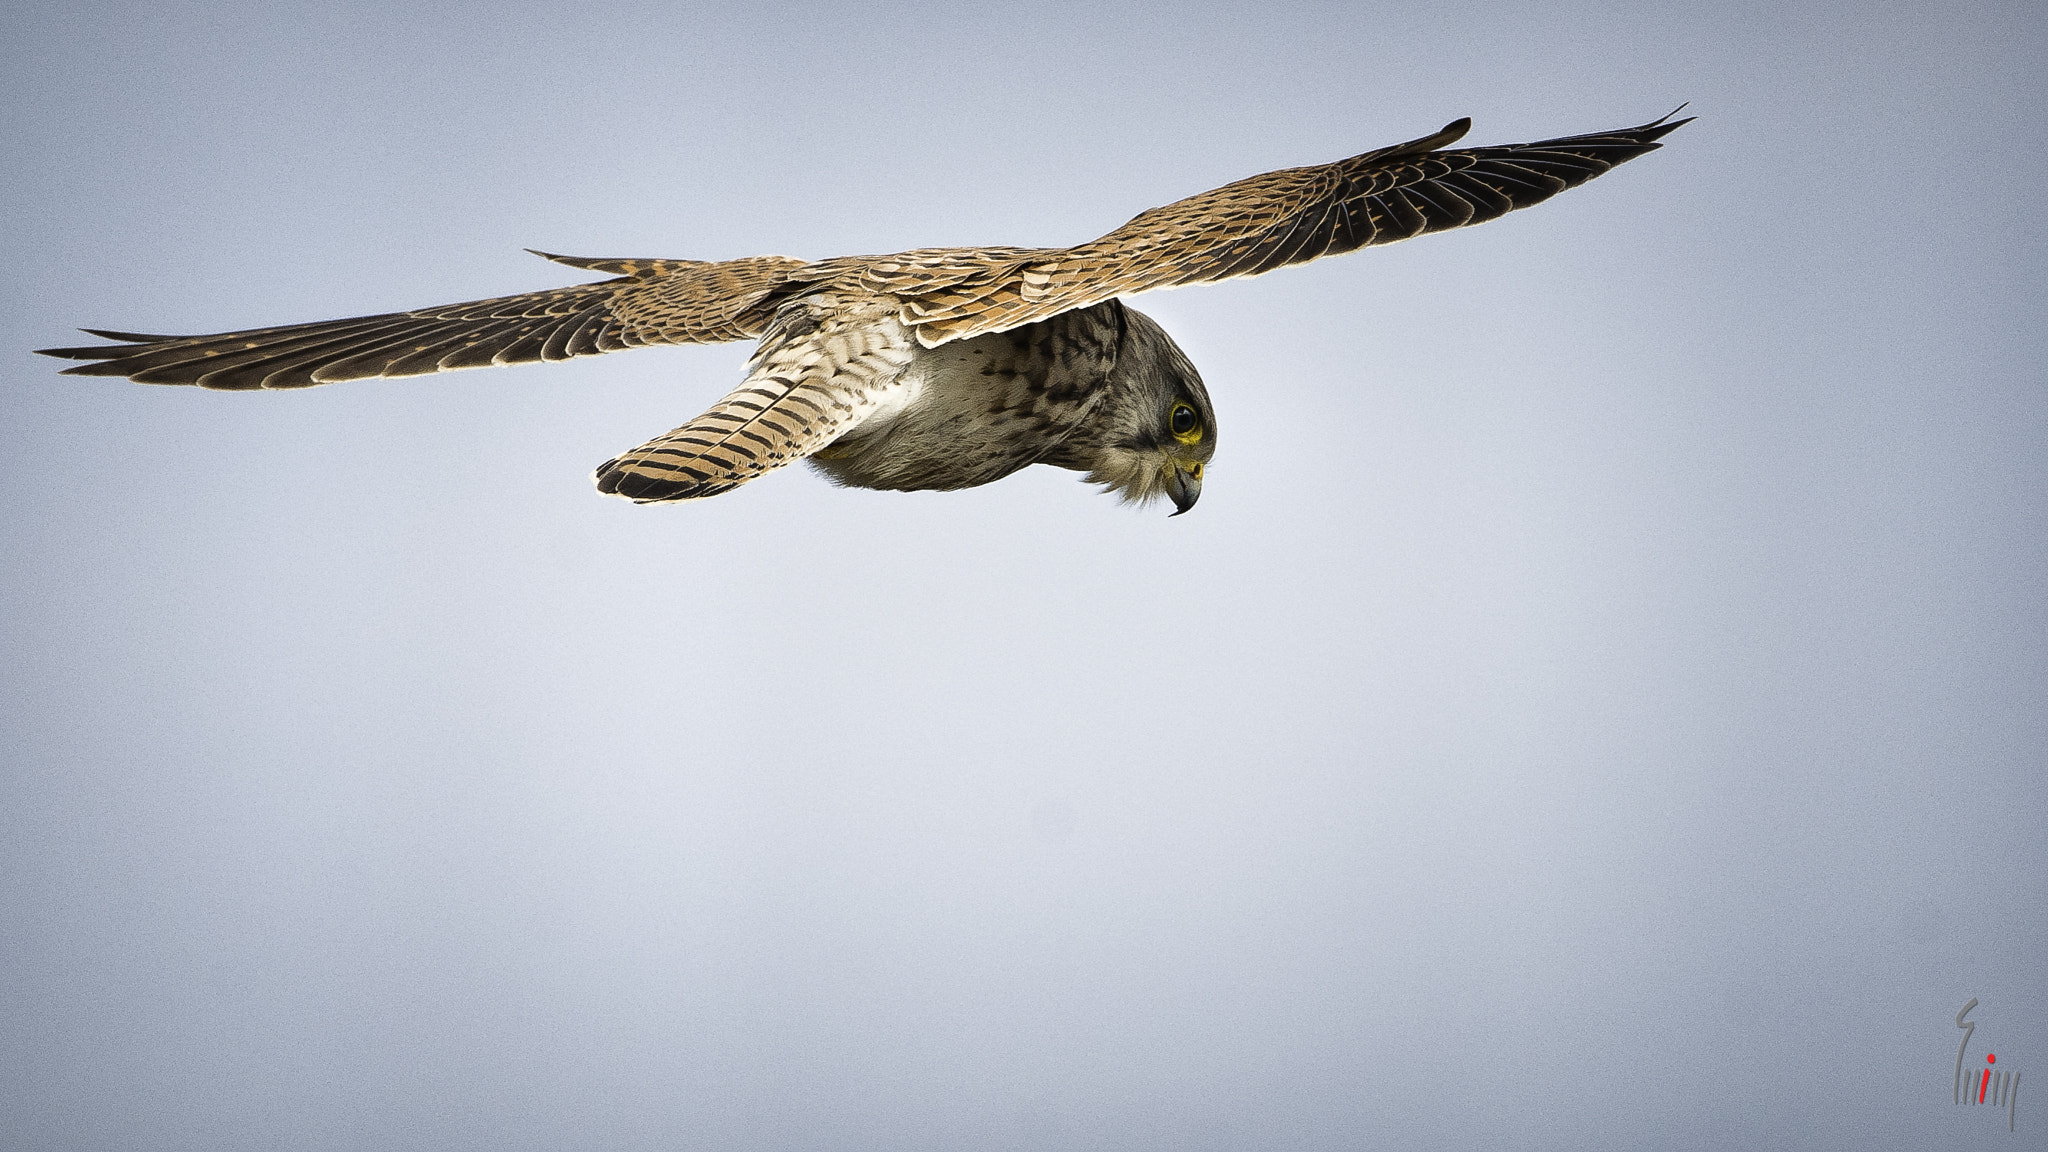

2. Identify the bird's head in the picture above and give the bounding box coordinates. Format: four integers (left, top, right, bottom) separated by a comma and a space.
1081, 307, 1217, 515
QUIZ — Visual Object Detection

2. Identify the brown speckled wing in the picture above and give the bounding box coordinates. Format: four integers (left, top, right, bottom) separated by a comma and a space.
851, 111, 1691, 347
592, 294, 916, 503
35, 252, 811, 390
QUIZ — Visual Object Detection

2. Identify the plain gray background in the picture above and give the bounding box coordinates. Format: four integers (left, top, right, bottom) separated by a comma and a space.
4, 1, 2042, 1148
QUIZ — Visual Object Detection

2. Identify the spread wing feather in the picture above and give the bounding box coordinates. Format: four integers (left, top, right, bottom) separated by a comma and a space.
860, 110, 1691, 346
36, 253, 811, 390
39, 113, 1687, 382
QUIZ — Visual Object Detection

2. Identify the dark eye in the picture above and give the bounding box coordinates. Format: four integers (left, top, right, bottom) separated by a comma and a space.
1170, 404, 1198, 437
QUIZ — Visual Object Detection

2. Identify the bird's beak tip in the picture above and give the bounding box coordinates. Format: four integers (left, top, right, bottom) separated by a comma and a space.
1164, 464, 1202, 516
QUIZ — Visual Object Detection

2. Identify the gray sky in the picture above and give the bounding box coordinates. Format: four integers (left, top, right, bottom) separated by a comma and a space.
3, 1, 2043, 1148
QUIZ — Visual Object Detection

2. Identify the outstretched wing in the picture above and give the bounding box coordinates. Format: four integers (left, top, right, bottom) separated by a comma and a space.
593, 293, 916, 503
872, 110, 1692, 346
35, 251, 810, 390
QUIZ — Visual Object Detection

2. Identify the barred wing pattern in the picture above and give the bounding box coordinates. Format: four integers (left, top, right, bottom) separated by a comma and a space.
843, 110, 1691, 346
38, 111, 1686, 503
593, 294, 916, 502
38, 252, 809, 390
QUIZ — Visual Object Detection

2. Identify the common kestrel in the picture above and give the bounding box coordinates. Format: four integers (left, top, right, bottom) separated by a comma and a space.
39, 111, 1689, 514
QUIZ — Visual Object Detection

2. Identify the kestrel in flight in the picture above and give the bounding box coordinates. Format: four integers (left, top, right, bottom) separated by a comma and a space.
39, 110, 1689, 514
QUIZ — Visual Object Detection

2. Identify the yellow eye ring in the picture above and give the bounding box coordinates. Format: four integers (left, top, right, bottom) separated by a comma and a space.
1170, 403, 1202, 444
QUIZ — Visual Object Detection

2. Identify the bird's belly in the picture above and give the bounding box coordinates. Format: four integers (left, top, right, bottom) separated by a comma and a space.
807, 327, 1093, 493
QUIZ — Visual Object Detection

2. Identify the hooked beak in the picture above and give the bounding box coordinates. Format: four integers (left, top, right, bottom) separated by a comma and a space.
1163, 461, 1203, 516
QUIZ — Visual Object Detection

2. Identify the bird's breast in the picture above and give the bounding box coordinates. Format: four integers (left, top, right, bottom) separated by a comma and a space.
806, 308, 1120, 493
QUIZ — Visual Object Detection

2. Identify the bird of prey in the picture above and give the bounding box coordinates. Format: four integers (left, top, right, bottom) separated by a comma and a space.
39, 110, 1689, 515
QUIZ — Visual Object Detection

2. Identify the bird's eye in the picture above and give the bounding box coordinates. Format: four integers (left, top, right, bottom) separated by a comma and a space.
1170, 403, 1200, 440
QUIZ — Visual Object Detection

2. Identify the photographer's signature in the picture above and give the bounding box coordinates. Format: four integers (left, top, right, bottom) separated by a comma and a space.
1955, 998, 2021, 1132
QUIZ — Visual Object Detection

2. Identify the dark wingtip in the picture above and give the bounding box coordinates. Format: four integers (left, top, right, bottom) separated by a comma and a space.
1631, 105, 1696, 142
37, 345, 129, 363
38, 328, 187, 361
38, 328, 192, 373
80, 328, 183, 342
48, 360, 137, 376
